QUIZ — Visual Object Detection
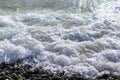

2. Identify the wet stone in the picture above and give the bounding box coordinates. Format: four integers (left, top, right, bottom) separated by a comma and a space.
52, 77, 61, 80
0, 60, 119, 80
1, 76, 13, 80
11, 73, 18, 80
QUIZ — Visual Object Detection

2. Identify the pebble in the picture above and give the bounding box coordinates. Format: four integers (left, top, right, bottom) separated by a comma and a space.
0, 60, 119, 80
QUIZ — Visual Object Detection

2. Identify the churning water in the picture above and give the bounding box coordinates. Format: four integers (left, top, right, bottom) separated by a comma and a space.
0, 0, 120, 78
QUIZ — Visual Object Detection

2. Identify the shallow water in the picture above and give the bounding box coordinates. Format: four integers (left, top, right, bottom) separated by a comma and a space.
0, 0, 120, 78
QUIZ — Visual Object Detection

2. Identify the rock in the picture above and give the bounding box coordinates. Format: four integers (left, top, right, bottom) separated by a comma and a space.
59, 71, 65, 76
52, 77, 61, 80
0, 60, 119, 80
96, 74, 110, 80
23, 73, 30, 79
7, 65, 14, 70
2, 76, 13, 80
30, 77, 40, 80
0, 62, 6, 69
18, 75, 24, 80
11, 73, 18, 79
0, 71, 6, 76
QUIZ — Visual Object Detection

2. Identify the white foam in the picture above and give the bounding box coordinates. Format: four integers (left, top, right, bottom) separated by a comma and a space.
0, 0, 120, 78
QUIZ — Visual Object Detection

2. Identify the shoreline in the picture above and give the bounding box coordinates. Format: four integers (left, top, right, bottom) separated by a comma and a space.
0, 60, 119, 80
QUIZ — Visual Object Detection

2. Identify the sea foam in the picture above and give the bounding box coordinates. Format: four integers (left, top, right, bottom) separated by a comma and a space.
0, 0, 120, 78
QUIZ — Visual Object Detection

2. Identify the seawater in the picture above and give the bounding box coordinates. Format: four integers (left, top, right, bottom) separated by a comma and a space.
0, 0, 120, 78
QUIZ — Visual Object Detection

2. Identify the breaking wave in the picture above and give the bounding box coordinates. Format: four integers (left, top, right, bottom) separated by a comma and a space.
0, 0, 120, 78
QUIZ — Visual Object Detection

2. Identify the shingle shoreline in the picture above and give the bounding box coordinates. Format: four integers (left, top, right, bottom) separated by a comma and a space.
0, 60, 119, 80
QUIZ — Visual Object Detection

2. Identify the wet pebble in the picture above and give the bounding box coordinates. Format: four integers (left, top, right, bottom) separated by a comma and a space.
0, 60, 119, 80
